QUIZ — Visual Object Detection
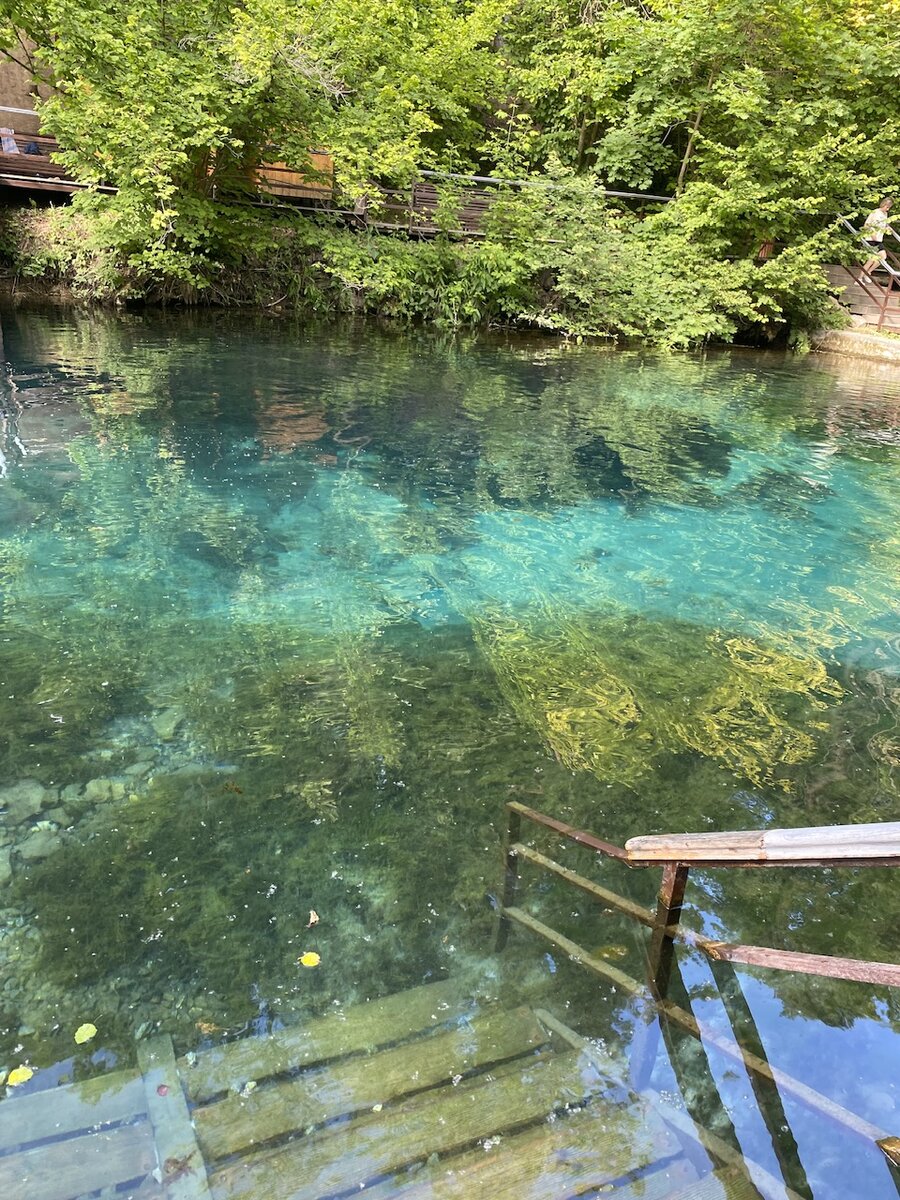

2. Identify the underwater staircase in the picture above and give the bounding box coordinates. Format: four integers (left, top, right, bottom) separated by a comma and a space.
4, 807, 900, 1199
1, 975, 779, 1200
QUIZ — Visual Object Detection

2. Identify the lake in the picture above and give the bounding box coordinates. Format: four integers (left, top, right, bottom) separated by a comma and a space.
0, 305, 898, 1199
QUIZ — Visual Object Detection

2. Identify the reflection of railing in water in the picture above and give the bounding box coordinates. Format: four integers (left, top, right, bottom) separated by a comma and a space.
496, 800, 900, 1196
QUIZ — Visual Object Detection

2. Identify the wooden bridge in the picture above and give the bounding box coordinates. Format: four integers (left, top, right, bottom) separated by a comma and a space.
2, 812, 899, 1200
823, 264, 900, 332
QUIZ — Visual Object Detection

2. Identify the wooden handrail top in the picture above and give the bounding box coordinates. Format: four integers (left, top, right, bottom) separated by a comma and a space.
625, 821, 900, 866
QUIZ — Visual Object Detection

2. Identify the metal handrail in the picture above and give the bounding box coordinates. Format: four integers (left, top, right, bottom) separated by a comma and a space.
837, 215, 900, 330
502, 802, 900, 985
498, 800, 900, 1178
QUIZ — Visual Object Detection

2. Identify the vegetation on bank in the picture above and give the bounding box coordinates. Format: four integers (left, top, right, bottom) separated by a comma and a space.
2, 0, 898, 343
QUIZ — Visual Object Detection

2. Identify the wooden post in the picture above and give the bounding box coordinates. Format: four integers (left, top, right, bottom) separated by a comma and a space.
495, 805, 522, 952
647, 862, 689, 1000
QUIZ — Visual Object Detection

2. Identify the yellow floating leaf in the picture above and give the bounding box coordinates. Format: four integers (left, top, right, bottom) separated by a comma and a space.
8, 1065, 33, 1087
299, 951, 320, 968
74, 1023, 98, 1045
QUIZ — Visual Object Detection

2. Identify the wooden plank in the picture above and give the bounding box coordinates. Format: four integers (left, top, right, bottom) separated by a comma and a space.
665, 1166, 767, 1200
625, 821, 900, 865
0, 1068, 145, 1150
355, 1107, 693, 1200
765, 822, 900, 861
0, 1120, 155, 1200
502, 906, 644, 995
182, 977, 465, 1104
511, 844, 655, 926
648, 863, 690, 1000
210, 1050, 594, 1200
138, 1035, 212, 1200
194, 1005, 547, 1162
76, 1176, 167, 1200
0, 175, 79, 193
534, 1008, 628, 1080
703, 942, 900, 988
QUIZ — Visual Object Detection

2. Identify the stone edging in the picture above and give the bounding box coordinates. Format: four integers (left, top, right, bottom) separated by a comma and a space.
811, 327, 900, 364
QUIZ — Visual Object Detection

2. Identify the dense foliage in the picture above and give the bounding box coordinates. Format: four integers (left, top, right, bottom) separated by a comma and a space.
1, 0, 899, 341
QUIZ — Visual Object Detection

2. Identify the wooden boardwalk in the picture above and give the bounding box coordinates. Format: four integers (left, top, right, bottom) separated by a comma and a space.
0, 976, 763, 1200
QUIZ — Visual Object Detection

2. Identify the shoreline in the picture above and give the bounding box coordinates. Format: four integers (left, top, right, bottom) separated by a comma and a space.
811, 326, 900, 365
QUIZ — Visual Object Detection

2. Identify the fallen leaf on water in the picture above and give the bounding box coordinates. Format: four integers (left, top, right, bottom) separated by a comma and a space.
8, 1065, 33, 1087
299, 951, 321, 968
74, 1022, 98, 1044
306, 910, 320, 928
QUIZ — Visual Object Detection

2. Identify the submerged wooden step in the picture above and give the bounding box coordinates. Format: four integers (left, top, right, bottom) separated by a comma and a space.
357, 1093, 693, 1200
0, 1119, 156, 1200
182, 976, 466, 1104
0, 1068, 145, 1151
666, 1165, 766, 1199
195, 1005, 547, 1162
210, 1048, 596, 1200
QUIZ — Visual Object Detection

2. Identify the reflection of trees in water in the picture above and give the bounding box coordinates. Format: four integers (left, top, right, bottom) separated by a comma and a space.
2, 306, 900, 1035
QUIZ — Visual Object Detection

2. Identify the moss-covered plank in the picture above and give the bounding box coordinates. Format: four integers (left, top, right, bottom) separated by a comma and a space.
138, 1034, 212, 1200
210, 1049, 604, 1200
182, 977, 465, 1104
356, 1096, 691, 1200
0, 1069, 145, 1150
196, 1005, 546, 1162
0, 1120, 155, 1200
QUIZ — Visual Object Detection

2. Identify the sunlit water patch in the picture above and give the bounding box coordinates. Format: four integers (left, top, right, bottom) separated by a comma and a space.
0, 306, 898, 1197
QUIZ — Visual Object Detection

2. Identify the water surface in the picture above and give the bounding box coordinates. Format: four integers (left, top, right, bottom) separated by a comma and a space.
0, 307, 898, 1197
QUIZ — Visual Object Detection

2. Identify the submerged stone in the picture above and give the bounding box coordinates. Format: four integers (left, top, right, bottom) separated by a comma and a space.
0, 780, 53, 826
152, 707, 185, 741
83, 777, 128, 804
18, 827, 59, 863
125, 760, 154, 778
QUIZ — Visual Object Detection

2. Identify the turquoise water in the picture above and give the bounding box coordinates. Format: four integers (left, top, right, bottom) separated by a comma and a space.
0, 306, 899, 1196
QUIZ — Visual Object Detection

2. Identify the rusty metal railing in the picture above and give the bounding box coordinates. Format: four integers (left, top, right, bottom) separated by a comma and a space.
496, 800, 900, 1180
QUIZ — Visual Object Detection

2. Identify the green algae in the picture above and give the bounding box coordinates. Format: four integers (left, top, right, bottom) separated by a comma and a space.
466, 607, 841, 793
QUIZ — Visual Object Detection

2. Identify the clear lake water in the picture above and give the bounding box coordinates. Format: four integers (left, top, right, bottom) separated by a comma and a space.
0, 304, 898, 1198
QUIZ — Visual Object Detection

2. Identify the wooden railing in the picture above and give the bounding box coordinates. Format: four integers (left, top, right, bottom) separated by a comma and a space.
497, 801, 900, 1185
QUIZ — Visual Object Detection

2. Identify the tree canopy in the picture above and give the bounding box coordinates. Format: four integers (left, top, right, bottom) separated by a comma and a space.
1, 0, 898, 339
